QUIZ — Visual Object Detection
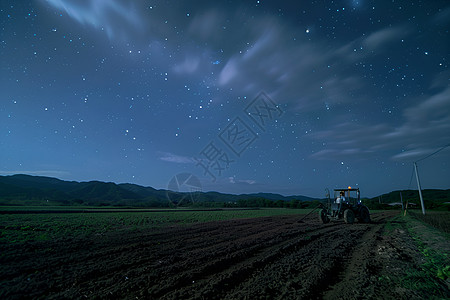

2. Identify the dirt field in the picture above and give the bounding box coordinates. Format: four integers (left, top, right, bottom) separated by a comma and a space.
1, 210, 449, 299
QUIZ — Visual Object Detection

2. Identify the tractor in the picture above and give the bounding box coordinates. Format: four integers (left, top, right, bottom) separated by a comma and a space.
319, 187, 371, 224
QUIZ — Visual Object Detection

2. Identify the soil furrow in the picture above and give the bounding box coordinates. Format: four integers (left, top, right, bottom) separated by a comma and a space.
3, 210, 445, 300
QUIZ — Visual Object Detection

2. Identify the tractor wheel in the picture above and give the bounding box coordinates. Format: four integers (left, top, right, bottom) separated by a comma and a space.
344, 209, 355, 224
359, 206, 371, 223
319, 209, 330, 224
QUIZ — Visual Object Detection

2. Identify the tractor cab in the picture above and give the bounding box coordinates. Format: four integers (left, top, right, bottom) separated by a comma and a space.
330, 188, 360, 215
320, 187, 370, 224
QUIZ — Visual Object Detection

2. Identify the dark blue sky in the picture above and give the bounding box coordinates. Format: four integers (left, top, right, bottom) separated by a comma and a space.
1, 0, 449, 197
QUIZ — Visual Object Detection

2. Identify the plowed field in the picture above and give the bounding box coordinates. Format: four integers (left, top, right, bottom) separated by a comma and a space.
1, 210, 449, 299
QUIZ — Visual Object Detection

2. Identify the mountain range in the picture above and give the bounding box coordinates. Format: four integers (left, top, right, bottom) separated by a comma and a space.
0, 174, 317, 207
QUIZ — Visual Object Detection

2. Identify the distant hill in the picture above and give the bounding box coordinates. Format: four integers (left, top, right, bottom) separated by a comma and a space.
366, 189, 450, 210
0, 174, 164, 207
0, 174, 318, 207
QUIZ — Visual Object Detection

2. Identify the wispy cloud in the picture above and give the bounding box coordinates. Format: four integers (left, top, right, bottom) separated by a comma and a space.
385, 87, 450, 160
42, 0, 145, 41
173, 56, 200, 74
214, 21, 414, 115
391, 148, 439, 161
308, 85, 450, 162
159, 152, 195, 164
432, 6, 450, 24
228, 176, 256, 185
363, 25, 410, 50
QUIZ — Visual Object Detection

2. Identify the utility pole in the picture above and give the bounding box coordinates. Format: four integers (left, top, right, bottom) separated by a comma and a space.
413, 162, 426, 215
400, 191, 404, 212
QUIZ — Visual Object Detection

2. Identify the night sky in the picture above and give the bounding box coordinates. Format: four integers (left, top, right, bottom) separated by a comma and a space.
1, 0, 449, 198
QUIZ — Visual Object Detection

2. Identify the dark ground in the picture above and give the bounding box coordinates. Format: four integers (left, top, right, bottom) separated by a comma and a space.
1, 211, 449, 299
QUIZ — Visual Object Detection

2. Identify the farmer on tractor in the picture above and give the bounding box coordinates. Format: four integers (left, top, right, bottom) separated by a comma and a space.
335, 191, 345, 204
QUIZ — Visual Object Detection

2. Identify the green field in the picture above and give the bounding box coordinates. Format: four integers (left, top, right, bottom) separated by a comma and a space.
0, 208, 311, 244
407, 210, 450, 233
402, 213, 450, 284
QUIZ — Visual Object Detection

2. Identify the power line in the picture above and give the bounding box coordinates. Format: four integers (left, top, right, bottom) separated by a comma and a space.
415, 143, 450, 163
407, 165, 415, 190
408, 143, 450, 216
403, 143, 449, 196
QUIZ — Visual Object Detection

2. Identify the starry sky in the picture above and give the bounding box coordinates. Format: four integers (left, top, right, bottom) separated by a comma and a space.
1, 0, 449, 198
